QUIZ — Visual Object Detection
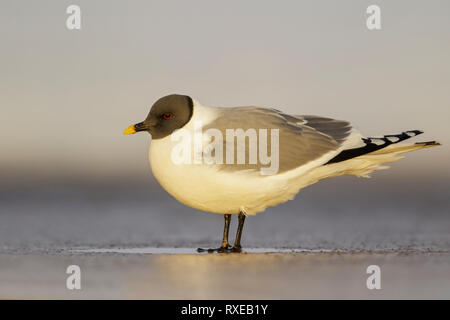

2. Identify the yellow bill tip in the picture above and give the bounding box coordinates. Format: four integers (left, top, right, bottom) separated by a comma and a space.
123, 125, 137, 135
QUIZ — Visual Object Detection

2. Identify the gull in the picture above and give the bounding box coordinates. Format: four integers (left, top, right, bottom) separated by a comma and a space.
124, 94, 440, 253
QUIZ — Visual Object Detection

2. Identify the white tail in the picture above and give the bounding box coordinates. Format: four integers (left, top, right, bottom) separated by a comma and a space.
294, 136, 440, 194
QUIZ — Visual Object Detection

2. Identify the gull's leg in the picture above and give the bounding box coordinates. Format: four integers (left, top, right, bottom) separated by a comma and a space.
197, 214, 232, 253
231, 212, 246, 253
220, 214, 232, 250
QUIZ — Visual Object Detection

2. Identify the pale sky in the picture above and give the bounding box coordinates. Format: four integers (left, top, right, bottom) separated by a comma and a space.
1, 0, 449, 185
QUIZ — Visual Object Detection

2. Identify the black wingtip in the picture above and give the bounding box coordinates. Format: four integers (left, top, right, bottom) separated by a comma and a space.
325, 129, 431, 165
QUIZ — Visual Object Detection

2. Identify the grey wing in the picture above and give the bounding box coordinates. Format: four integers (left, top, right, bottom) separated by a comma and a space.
204, 107, 353, 174
297, 115, 353, 144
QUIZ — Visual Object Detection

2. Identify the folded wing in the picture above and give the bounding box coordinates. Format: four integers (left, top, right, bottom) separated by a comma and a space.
203, 107, 354, 174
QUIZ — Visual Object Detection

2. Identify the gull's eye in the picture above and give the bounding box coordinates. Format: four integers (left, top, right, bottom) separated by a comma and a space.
162, 112, 174, 120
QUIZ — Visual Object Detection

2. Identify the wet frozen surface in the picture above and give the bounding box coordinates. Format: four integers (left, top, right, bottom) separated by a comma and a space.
0, 177, 449, 298
1, 251, 450, 299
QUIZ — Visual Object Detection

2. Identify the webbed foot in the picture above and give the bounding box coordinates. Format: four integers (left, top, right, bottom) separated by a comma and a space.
197, 244, 241, 253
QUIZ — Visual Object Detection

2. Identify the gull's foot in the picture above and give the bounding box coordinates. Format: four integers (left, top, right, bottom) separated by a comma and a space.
231, 245, 242, 253
197, 244, 240, 253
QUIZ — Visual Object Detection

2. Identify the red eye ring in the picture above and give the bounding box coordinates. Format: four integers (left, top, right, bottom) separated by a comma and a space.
163, 112, 174, 120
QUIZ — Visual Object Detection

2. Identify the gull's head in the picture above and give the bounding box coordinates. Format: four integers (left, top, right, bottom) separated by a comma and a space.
124, 94, 193, 139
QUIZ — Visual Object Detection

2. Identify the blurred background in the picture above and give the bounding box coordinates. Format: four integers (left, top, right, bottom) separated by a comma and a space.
0, 0, 449, 252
